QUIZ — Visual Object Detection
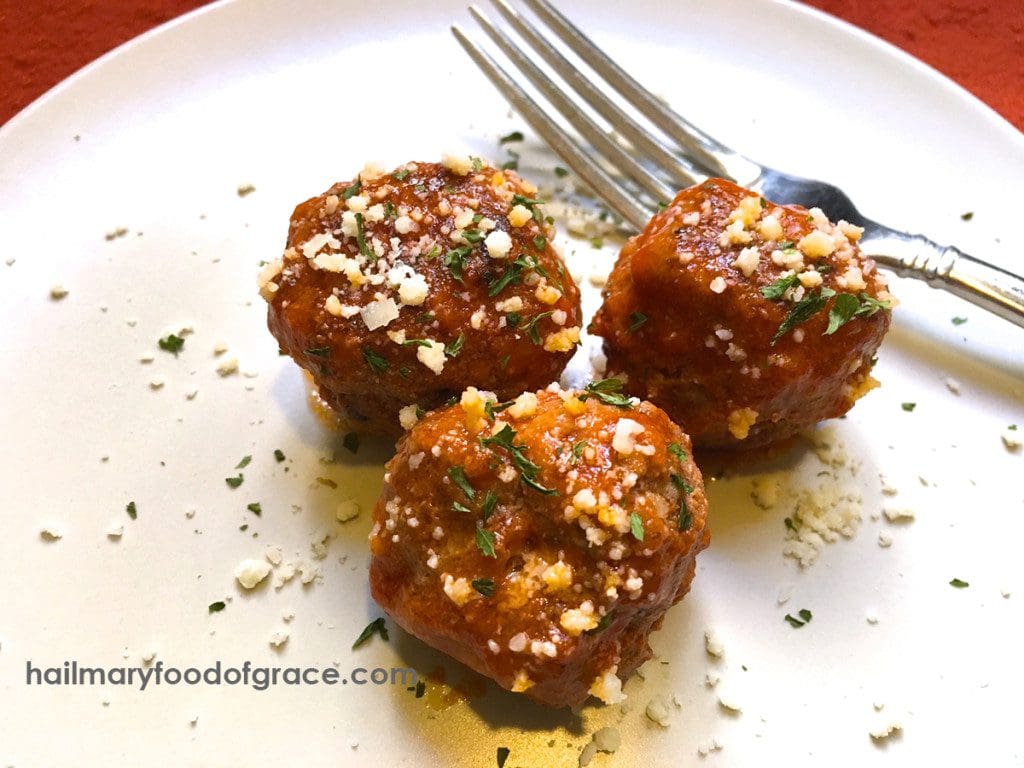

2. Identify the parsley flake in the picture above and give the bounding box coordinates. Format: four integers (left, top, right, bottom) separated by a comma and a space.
760, 273, 800, 301
481, 424, 557, 495
949, 578, 969, 588
342, 179, 362, 199
362, 347, 389, 374
627, 311, 648, 333
901, 402, 916, 412
342, 432, 360, 454
481, 490, 498, 520
392, 169, 410, 181
522, 311, 554, 345
444, 245, 472, 282
236, 455, 252, 469
445, 333, 466, 358
158, 333, 185, 356
784, 608, 813, 628
668, 443, 687, 462
951, 316, 968, 326
225, 474, 243, 489
273, 449, 286, 462
496, 747, 511, 768
499, 131, 524, 145
352, 617, 388, 649
208, 601, 226, 613
475, 526, 497, 558
448, 466, 476, 500
126, 501, 137, 520
354, 212, 374, 261
247, 502, 262, 516
772, 287, 835, 344
580, 378, 632, 409
306, 346, 330, 358
472, 577, 496, 597
629, 512, 644, 541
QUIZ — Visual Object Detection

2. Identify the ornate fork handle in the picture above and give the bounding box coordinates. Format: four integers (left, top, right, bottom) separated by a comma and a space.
861, 225, 1024, 329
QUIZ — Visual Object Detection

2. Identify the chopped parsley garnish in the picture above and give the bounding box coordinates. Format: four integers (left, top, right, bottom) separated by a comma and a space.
554, 166, 569, 178
823, 292, 891, 336
444, 245, 472, 282
901, 402, 916, 412
225, 474, 243, 489
342, 432, 360, 454
306, 346, 330, 358
590, 237, 604, 249
424, 245, 440, 260
580, 378, 632, 409
951, 316, 968, 326
471, 156, 484, 172
522, 311, 554, 345
571, 440, 589, 463
772, 287, 835, 344
784, 516, 797, 532
354, 212, 374, 261
462, 228, 485, 244
392, 169, 410, 181
415, 311, 436, 324
414, 680, 426, 698
627, 311, 648, 333
158, 333, 185, 356
760, 273, 800, 300
400, 338, 433, 349
352, 617, 388, 649
246, 502, 262, 516
236, 455, 252, 469
273, 448, 285, 462
777, 240, 795, 250
784, 608, 813, 628
448, 466, 476, 500
668, 443, 687, 462
960, 211, 974, 221
342, 179, 362, 199
499, 131, 524, 144
585, 611, 613, 635
452, 501, 472, 514
629, 512, 644, 541
824, 292, 860, 335
208, 601, 226, 614
499, 355, 510, 369
949, 577, 969, 588
399, 366, 411, 378
481, 490, 498, 521
671, 474, 694, 531
362, 346, 389, 373
445, 333, 466, 358
532, 235, 547, 251
481, 424, 557, 495
475, 527, 497, 558
496, 747, 511, 768
501, 153, 519, 171
383, 201, 397, 219
472, 578, 496, 597
506, 312, 521, 328
126, 501, 137, 520
484, 399, 514, 420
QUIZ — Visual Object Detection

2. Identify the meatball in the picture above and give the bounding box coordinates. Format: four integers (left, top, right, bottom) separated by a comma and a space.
589, 178, 894, 453
368, 382, 709, 708
260, 157, 582, 435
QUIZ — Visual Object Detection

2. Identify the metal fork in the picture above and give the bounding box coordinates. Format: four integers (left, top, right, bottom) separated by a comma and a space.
452, 0, 1024, 329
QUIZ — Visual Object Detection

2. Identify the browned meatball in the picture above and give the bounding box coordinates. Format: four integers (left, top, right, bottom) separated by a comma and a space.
368, 382, 709, 708
260, 157, 582, 435
589, 178, 894, 453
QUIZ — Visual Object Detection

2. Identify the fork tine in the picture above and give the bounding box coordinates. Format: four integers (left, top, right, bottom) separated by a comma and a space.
468, 6, 675, 205
488, 0, 701, 190
520, 0, 740, 181
452, 24, 653, 230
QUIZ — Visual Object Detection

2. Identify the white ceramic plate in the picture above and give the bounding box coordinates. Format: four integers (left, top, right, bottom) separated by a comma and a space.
2, 1, 1022, 765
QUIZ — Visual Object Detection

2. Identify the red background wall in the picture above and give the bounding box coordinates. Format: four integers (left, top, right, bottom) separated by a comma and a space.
1, 0, 1022, 130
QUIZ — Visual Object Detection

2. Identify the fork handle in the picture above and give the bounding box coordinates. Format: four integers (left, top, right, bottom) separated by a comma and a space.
861, 228, 1024, 329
